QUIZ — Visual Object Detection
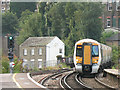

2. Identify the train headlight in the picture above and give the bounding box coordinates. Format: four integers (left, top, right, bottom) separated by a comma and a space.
95, 60, 98, 62
76, 59, 78, 61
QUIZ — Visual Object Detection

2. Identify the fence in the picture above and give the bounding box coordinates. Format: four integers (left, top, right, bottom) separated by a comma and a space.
22, 60, 61, 70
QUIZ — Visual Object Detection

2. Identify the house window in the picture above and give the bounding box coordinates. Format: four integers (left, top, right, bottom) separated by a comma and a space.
2, 10, 5, 13
31, 48, 34, 56
108, 3, 112, 11
23, 49, 27, 56
2, 2, 5, 5
59, 49, 62, 53
7, 1, 10, 4
2, 7, 5, 10
38, 59, 42, 68
31, 59, 34, 68
116, 0, 120, 11
39, 48, 42, 55
107, 18, 111, 27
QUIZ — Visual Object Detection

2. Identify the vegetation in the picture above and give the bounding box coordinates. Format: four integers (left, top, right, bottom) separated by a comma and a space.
10, 2, 36, 18
101, 31, 119, 69
2, 11, 18, 35
2, 2, 119, 70
41, 63, 70, 71
1, 56, 23, 73
15, 2, 103, 56
100, 31, 117, 44
112, 46, 120, 69
1, 56, 9, 73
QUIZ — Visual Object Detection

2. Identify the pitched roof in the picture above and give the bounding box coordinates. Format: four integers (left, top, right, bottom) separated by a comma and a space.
106, 33, 120, 41
20, 36, 56, 47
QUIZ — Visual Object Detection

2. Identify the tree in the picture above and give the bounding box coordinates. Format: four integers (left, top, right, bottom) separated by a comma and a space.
10, 2, 36, 18
18, 10, 33, 31
75, 3, 103, 41
17, 13, 43, 45
47, 3, 68, 39
2, 11, 18, 35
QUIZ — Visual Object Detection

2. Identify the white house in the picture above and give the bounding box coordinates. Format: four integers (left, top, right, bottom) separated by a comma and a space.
19, 36, 65, 69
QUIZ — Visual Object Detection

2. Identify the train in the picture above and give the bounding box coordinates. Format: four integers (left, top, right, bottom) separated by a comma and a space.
74, 39, 112, 74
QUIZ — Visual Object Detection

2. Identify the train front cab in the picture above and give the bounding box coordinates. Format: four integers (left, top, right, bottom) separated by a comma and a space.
75, 42, 99, 74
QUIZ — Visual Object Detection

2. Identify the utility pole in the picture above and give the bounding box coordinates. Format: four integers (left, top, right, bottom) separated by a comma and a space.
8, 36, 15, 73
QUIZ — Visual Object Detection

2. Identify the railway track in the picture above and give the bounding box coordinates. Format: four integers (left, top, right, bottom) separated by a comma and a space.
60, 72, 88, 89
39, 68, 72, 88
33, 68, 116, 89
80, 74, 116, 90
60, 72, 116, 90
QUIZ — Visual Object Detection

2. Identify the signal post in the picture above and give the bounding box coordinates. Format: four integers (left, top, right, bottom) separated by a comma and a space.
8, 36, 15, 73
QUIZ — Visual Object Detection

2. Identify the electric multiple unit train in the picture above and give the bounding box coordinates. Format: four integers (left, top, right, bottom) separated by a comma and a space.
74, 39, 112, 74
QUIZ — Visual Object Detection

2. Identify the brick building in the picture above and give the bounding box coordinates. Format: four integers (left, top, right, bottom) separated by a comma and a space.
102, 0, 120, 30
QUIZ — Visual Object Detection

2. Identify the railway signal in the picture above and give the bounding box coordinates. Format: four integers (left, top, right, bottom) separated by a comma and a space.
7, 36, 15, 73
8, 36, 14, 49
8, 52, 13, 59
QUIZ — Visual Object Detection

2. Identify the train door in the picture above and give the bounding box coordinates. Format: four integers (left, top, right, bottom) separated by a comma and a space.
82, 43, 92, 73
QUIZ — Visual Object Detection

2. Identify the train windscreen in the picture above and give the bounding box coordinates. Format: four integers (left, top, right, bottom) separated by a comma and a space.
92, 45, 99, 57
76, 45, 82, 57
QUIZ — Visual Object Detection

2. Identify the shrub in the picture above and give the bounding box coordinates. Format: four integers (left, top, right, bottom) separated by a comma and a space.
1, 56, 9, 73
112, 46, 119, 69
1, 56, 23, 73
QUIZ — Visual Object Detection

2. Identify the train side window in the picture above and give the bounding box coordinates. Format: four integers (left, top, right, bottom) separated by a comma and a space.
101, 47, 103, 59
76, 45, 82, 57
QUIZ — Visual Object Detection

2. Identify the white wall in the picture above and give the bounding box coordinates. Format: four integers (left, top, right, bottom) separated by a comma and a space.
46, 37, 65, 66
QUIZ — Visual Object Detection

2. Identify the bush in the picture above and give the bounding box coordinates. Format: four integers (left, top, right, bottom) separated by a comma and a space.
112, 46, 119, 69
1, 56, 9, 73
100, 31, 116, 44
13, 57, 23, 73
1, 56, 23, 73
40, 63, 70, 71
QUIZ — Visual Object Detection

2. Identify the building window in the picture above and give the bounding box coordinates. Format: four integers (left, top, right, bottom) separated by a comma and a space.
31, 59, 34, 68
116, 0, 120, 11
59, 49, 62, 53
39, 48, 42, 55
108, 3, 112, 11
2, 2, 5, 5
23, 49, 27, 56
31, 48, 34, 56
38, 59, 42, 68
107, 18, 111, 27
7, 1, 10, 4
2, 10, 5, 13
2, 7, 5, 10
